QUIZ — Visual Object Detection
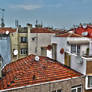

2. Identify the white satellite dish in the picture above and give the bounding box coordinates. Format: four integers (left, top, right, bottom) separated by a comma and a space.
35, 56, 40, 61
5, 31, 9, 35
82, 32, 88, 36
13, 50, 18, 55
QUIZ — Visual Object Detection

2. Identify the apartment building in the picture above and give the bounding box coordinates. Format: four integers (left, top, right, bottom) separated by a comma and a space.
10, 25, 29, 62
51, 32, 92, 92
0, 54, 85, 92
0, 27, 16, 78
11, 24, 64, 62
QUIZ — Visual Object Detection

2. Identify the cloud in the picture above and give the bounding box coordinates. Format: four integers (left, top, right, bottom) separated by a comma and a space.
10, 4, 42, 10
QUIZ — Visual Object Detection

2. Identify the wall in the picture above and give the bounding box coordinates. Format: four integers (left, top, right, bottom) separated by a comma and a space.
18, 33, 28, 58
51, 37, 67, 64
2, 77, 85, 92
10, 32, 18, 62
86, 61, 92, 74
10, 30, 28, 62
80, 45, 88, 56
0, 36, 11, 68
71, 54, 86, 75
28, 33, 55, 56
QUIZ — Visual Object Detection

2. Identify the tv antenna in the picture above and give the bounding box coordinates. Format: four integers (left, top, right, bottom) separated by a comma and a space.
0, 8, 5, 27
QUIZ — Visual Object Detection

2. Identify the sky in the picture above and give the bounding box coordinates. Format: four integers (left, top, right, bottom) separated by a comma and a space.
0, 0, 92, 29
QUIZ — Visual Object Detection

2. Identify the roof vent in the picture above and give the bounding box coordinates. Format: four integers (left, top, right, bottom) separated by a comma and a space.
35, 56, 40, 61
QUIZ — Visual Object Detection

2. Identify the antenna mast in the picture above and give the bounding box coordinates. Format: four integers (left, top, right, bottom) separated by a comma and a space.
0, 8, 5, 27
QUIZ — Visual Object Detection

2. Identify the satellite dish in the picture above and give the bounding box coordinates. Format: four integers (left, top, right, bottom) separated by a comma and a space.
35, 56, 40, 61
82, 32, 88, 36
13, 50, 18, 55
5, 31, 9, 35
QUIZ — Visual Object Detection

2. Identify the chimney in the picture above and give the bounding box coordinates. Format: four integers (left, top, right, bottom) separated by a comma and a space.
27, 23, 32, 55
89, 40, 92, 56
0, 55, 2, 78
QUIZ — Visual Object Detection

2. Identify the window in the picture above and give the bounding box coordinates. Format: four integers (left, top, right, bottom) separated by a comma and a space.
52, 89, 62, 92
71, 85, 82, 92
20, 37, 27, 43
77, 45, 80, 55
88, 76, 92, 87
71, 44, 76, 53
20, 48, 28, 55
32, 37, 35, 41
85, 76, 92, 89
71, 45, 80, 55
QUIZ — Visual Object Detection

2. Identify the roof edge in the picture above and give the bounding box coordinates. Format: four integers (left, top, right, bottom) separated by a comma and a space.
0, 76, 84, 92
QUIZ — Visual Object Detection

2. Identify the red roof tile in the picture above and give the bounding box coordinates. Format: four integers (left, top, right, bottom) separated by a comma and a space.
0, 54, 82, 90
31, 28, 65, 34
0, 27, 16, 34
31, 28, 55, 33
56, 33, 82, 37
75, 25, 92, 38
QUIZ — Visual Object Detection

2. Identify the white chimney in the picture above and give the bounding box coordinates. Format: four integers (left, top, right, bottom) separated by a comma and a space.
89, 40, 92, 56
27, 24, 32, 55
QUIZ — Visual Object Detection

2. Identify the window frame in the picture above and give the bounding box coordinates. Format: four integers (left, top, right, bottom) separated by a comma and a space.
71, 44, 76, 53
85, 75, 92, 90
20, 48, 28, 55
52, 89, 62, 92
71, 85, 82, 92
71, 44, 80, 55
20, 37, 27, 43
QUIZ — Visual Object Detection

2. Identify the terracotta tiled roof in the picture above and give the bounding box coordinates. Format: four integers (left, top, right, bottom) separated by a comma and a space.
0, 27, 16, 34
75, 25, 92, 38
56, 32, 82, 37
31, 28, 55, 33
0, 55, 82, 90
31, 28, 65, 34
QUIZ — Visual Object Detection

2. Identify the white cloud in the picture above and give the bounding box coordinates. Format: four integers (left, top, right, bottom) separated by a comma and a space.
10, 4, 42, 10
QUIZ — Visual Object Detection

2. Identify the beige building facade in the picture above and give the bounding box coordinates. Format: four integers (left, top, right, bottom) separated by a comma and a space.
10, 26, 29, 62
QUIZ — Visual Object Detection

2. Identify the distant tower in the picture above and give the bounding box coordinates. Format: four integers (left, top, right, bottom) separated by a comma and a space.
0, 8, 5, 27
15, 20, 19, 27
